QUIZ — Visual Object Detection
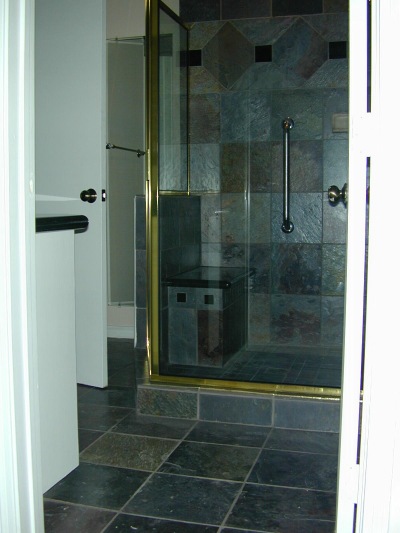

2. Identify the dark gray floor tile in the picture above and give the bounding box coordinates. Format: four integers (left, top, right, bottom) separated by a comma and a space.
104, 513, 218, 532
78, 429, 104, 452
78, 385, 136, 408
107, 341, 135, 374
44, 463, 149, 511
107, 356, 134, 375
108, 367, 139, 387
43, 500, 115, 533
78, 403, 131, 431
220, 528, 267, 533
80, 433, 177, 471
186, 421, 271, 447
222, 524, 334, 533
159, 441, 259, 481
112, 411, 195, 439
226, 484, 336, 532
248, 449, 337, 492
265, 428, 339, 454
124, 473, 241, 525
77, 384, 91, 401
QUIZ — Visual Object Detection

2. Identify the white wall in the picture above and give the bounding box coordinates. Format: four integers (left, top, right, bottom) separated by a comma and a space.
107, 41, 145, 306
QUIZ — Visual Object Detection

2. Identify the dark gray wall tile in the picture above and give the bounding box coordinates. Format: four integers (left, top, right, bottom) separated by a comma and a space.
274, 397, 340, 431
190, 93, 221, 143
271, 294, 321, 345
180, 0, 221, 22
222, 0, 271, 20
271, 193, 323, 244
135, 249, 146, 308
322, 244, 346, 294
200, 392, 272, 425
221, 143, 248, 192
272, 0, 323, 16
137, 386, 198, 418
203, 23, 254, 89
273, 18, 328, 81
271, 244, 322, 295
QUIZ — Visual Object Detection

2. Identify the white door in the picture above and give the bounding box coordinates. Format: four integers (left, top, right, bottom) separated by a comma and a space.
35, 0, 107, 388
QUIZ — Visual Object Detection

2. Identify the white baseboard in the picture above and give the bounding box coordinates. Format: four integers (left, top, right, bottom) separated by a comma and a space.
107, 326, 135, 339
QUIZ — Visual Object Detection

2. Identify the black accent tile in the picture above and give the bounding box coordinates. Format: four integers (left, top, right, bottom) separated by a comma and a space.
272, 0, 323, 16
43, 499, 116, 533
204, 294, 214, 304
255, 45, 272, 63
226, 483, 336, 531
248, 449, 337, 491
329, 41, 347, 59
159, 441, 259, 481
104, 514, 218, 532
177, 292, 187, 303
189, 49, 202, 66
124, 473, 241, 524
44, 463, 150, 511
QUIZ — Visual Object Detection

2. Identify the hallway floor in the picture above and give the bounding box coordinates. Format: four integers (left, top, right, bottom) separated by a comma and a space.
43, 339, 338, 533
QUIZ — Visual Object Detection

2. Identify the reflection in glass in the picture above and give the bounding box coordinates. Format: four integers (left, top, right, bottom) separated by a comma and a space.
159, 5, 189, 192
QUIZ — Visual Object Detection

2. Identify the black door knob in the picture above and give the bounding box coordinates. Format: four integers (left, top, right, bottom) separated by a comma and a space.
80, 188, 97, 203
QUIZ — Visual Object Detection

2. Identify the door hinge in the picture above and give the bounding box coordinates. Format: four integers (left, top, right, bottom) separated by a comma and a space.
102, 189, 107, 202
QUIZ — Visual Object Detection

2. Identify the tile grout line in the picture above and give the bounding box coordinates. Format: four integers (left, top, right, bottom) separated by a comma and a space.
217, 425, 272, 531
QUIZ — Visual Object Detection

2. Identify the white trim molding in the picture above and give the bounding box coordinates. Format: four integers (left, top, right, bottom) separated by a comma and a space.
0, 0, 43, 531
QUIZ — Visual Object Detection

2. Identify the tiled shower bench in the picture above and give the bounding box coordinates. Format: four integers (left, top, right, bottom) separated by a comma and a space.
164, 266, 253, 367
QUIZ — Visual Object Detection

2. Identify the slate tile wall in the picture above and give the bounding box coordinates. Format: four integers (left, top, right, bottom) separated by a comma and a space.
181, 0, 348, 350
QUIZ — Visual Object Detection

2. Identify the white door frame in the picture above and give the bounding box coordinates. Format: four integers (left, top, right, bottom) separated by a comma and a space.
337, 0, 400, 531
0, 0, 44, 531
2, 0, 400, 531
353, 0, 400, 530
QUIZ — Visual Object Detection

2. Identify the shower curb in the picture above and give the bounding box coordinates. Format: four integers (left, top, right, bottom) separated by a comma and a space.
136, 384, 340, 432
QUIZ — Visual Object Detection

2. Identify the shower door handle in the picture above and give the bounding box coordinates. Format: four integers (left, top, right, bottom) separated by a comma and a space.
282, 118, 294, 233
328, 183, 348, 206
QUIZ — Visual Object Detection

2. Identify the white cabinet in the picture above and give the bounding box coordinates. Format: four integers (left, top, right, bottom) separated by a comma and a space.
36, 229, 79, 493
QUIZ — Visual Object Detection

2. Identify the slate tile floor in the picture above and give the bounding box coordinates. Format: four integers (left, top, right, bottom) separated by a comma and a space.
43, 339, 338, 532
166, 347, 342, 389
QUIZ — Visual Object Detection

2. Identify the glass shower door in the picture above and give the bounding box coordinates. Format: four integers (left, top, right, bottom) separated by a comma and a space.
147, 0, 348, 395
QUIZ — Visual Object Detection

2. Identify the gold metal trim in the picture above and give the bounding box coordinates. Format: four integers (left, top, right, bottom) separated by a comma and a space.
149, 374, 341, 399
146, 0, 160, 375
145, 0, 342, 401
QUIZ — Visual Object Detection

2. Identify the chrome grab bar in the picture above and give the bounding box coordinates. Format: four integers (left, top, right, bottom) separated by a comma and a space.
106, 142, 146, 158
281, 118, 294, 233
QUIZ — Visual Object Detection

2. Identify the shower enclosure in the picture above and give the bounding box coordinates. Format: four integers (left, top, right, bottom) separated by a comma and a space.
147, 0, 348, 396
